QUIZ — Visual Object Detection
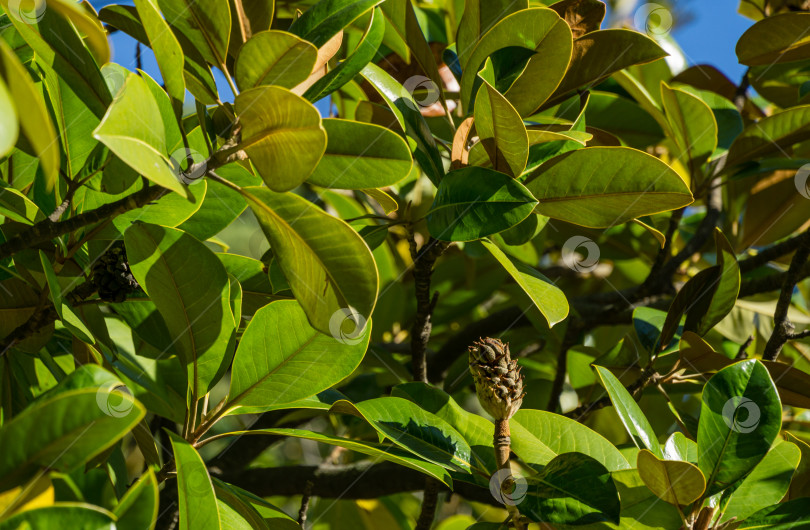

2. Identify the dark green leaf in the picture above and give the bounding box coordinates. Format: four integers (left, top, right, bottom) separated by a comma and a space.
330, 397, 473, 473
520, 452, 620, 525
289, 0, 382, 48
595, 365, 662, 457
698, 360, 782, 496
427, 167, 538, 242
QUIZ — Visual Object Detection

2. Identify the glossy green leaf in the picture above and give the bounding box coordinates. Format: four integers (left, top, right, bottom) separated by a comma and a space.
698, 360, 782, 496
661, 82, 718, 179
114, 469, 159, 530
737, 499, 810, 529
134, 0, 185, 113
726, 105, 810, 169
289, 0, 382, 48
169, 432, 222, 530
0, 385, 145, 490
609, 469, 683, 529
461, 8, 573, 116
211, 428, 452, 486
0, 504, 116, 530
330, 397, 473, 473
511, 409, 629, 472
595, 366, 663, 457
243, 186, 378, 335
45, 0, 110, 64
551, 29, 667, 103
227, 300, 369, 413
481, 239, 569, 327
157, 0, 230, 68
360, 63, 444, 185
456, 0, 528, 68
307, 118, 413, 189
660, 229, 740, 348
524, 147, 693, 228
736, 13, 810, 66
636, 449, 705, 506
584, 91, 664, 149
663, 432, 698, 464
0, 39, 59, 190
124, 222, 236, 397
0, 77, 16, 158
93, 73, 189, 198
235, 86, 326, 192
39, 250, 94, 343
235, 30, 318, 91
520, 452, 621, 525
304, 7, 384, 102
721, 441, 800, 523
427, 167, 538, 242
392, 382, 497, 473
0, 184, 43, 225
2, 3, 111, 117
474, 78, 529, 177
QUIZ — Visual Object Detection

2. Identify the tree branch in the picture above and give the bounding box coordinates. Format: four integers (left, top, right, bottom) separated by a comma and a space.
409, 236, 449, 383
0, 185, 165, 260
546, 322, 582, 412
408, 234, 449, 530
218, 461, 497, 506
762, 229, 810, 361
739, 232, 810, 273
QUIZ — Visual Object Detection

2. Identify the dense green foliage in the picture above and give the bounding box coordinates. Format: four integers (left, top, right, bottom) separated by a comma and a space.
1, 0, 810, 528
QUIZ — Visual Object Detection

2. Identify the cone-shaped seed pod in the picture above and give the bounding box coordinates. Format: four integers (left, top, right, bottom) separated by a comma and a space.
91, 241, 140, 303
468, 337, 524, 421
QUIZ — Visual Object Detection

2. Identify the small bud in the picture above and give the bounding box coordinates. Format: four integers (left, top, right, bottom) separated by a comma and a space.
469, 337, 524, 421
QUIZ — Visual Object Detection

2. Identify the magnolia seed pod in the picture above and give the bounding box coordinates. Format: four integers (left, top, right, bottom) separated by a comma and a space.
468, 337, 524, 421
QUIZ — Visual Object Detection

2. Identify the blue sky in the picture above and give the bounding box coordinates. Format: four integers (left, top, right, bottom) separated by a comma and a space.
670, 0, 754, 82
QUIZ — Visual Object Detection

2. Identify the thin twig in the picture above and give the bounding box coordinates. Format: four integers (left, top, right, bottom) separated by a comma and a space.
736, 336, 754, 360
298, 480, 314, 529
546, 322, 582, 412
763, 229, 810, 361
409, 235, 449, 383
